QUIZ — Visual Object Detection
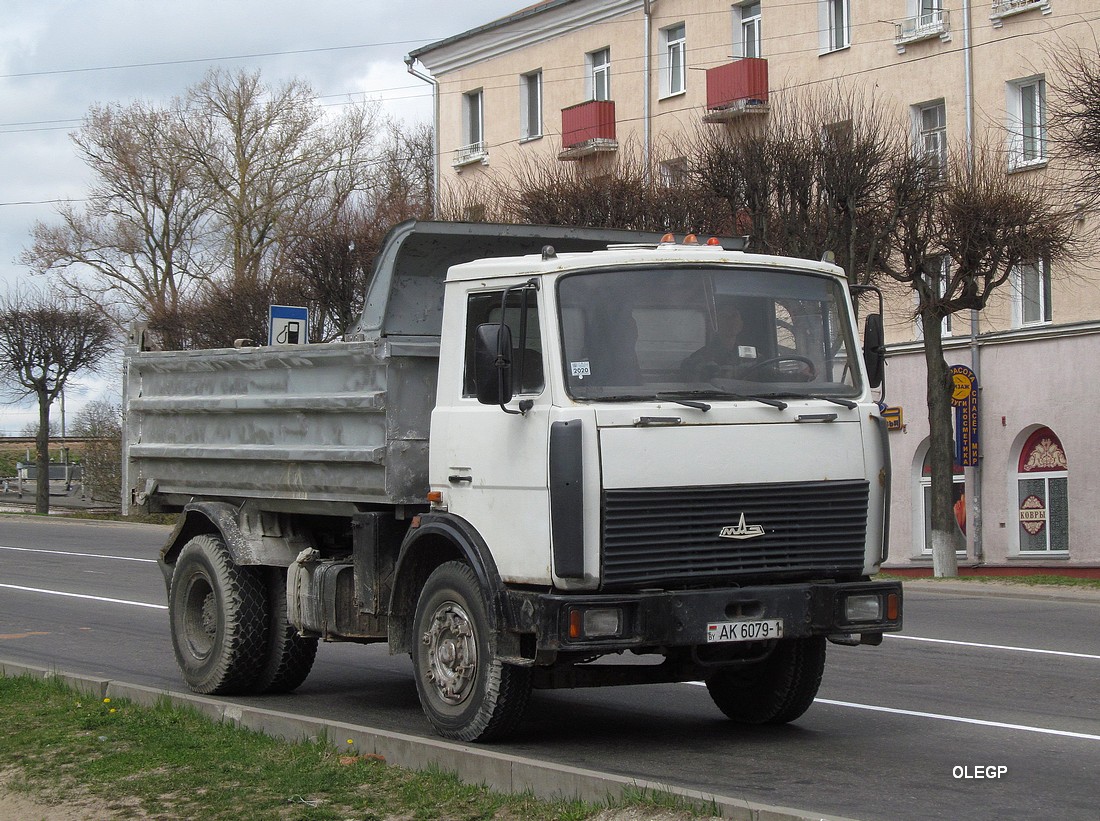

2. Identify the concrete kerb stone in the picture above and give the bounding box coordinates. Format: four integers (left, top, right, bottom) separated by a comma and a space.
0, 658, 854, 821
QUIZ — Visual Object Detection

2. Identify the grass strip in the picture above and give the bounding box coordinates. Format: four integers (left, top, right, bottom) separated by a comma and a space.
0, 675, 709, 820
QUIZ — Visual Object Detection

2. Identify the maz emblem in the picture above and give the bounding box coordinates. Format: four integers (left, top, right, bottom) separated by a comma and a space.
718, 513, 765, 540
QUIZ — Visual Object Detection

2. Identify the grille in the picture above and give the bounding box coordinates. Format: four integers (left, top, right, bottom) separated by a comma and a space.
601, 479, 869, 588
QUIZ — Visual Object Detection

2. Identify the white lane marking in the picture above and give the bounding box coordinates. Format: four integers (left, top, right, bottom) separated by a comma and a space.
0, 583, 166, 610
813, 698, 1100, 742
888, 633, 1100, 661
0, 545, 157, 563
685, 682, 1100, 741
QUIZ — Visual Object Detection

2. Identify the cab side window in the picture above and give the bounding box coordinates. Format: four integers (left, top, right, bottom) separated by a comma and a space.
462, 290, 544, 396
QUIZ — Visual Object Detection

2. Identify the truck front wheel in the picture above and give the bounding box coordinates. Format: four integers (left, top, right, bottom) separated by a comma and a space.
169, 534, 267, 695
412, 561, 531, 742
704, 636, 826, 725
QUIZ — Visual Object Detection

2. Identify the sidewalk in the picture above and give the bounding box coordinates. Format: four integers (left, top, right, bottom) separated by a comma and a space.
899, 576, 1100, 602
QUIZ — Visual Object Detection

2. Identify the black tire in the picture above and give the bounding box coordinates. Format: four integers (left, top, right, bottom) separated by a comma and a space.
704, 637, 826, 725
412, 561, 531, 742
250, 567, 318, 694
168, 534, 268, 695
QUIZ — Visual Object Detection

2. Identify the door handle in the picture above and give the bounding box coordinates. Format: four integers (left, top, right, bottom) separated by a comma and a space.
448, 475, 473, 484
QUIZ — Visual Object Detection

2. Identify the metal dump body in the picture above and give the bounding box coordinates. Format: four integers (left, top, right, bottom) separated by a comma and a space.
124, 221, 675, 514
124, 337, 436, 511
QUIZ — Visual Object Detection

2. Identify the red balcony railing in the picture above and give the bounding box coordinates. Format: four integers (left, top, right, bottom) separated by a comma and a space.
705, 58, 769, 112
561, 100, 617, 149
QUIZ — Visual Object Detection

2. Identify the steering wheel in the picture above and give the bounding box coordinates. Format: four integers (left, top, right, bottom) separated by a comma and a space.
740, 355, 816, 382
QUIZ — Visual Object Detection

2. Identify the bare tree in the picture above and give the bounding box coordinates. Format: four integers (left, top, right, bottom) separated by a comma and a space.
689, 88, 905, 285
0, 287, 115, 513
883, 146, 1076, 574
1047, 41, 1100, 210
176, 68, 384, 287
21, 101, 211, 342
70, 399, 123, 504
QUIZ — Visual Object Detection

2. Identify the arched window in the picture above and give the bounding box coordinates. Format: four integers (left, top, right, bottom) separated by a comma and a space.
919, 449, 965, 555
1017, 427, 1069, 554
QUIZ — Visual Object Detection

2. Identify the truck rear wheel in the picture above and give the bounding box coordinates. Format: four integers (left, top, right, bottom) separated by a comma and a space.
251, 568, 318, 694
704, 636, 826, 725
412, 561, 531, 742
169, 534, 267, 695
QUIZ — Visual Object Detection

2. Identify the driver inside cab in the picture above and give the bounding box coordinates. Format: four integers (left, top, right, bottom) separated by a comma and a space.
680, 301, 756, 380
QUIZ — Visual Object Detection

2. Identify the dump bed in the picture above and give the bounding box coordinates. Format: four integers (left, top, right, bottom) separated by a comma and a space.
123, 221, 672, 514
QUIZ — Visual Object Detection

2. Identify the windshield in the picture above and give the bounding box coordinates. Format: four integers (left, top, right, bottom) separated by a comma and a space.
557, 265, 861, 401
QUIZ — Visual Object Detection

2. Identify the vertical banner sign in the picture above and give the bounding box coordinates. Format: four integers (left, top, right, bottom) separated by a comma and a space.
269, 305, 309, 346
949, 364, 978, 466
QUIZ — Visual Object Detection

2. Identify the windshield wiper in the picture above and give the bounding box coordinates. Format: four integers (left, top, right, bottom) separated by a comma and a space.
580, 392, 713, 411
756, 392, 858, 409
658, 390, 787, 410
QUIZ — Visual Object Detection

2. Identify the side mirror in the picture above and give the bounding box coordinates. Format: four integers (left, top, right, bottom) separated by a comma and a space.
863, 313, 886, 389
473, 323, 514, 405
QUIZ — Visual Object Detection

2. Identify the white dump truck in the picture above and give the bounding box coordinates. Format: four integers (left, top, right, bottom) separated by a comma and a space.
123, 220, 901, 742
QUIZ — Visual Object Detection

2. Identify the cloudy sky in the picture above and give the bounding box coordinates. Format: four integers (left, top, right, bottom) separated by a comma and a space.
0, 0, 521, 433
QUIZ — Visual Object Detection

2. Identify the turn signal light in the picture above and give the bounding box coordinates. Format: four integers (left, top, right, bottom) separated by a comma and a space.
886, 592, 900, 621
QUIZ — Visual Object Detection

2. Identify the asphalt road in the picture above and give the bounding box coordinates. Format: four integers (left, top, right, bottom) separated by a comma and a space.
2, 516, 1098, 820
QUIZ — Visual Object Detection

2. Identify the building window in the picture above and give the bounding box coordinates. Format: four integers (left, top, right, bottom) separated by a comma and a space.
452, 90, 487, 167
1013, 258, 1052, 327
521, 71, 542, 140
1008, 76, 1046, 168
1016, 427, 1068, 554
915, 256, 953, 339
914, 100, 947, 176
919, 448, 966, 556
588, 48, 611, 101
464, 89, 483, 147
659, 158, 688, 187
738, 2, 762, 58
820, 0, 850, 52
660, 23, 686, 97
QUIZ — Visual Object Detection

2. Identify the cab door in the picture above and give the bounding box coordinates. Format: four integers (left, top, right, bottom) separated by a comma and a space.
429, 285, 553, 586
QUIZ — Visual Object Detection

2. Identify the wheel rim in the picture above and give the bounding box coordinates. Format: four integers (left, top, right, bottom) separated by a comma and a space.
421, 600, 478, 705
182, 574, 217, 660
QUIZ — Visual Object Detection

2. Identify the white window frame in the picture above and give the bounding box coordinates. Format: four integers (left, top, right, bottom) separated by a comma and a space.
520, 70, 542, 141
915, 256, 954, 340
452, 89, 487, 167
914, 100, 947, 177
463, 89, 483, 147
733, 2, 762, 59
659, 157, 688, 187
659, 23, 687, 98
1012, 258, 1052, 327
1007, 76, 1046, 169
1015, 428, 1069, 556
820, 0, 850, 53
587, 48, 611, 102
917, 448, 967, 557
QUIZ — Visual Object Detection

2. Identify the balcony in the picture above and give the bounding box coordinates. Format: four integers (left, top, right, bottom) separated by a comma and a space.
558, 100, 617, 161
452, 141, 488, 169
990, 0, 1051, 27
703, 58, 769, 123
894, 10, 951, 52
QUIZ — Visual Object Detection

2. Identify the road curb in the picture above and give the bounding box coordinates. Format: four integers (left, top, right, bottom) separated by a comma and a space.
0, 657, 857, 821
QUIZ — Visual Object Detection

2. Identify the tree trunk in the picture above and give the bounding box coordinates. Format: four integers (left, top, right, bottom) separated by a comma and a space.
922, 314, 961, 576
35, 391, 51, 515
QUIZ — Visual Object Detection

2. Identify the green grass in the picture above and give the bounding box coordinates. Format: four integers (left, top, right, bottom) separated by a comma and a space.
0, 675, 707, 820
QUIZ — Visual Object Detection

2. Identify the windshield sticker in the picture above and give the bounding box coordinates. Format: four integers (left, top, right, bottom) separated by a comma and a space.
570, 360, 592, 378
738, 345, 757, 359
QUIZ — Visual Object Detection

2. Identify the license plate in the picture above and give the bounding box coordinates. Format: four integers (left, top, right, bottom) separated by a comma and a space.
706, 619, 784, 643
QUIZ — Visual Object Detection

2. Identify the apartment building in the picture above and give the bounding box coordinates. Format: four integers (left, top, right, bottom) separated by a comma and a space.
407, 0, 1100, 573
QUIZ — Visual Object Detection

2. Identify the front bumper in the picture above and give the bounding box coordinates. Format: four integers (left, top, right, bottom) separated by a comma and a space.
506, 579, 902, 655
